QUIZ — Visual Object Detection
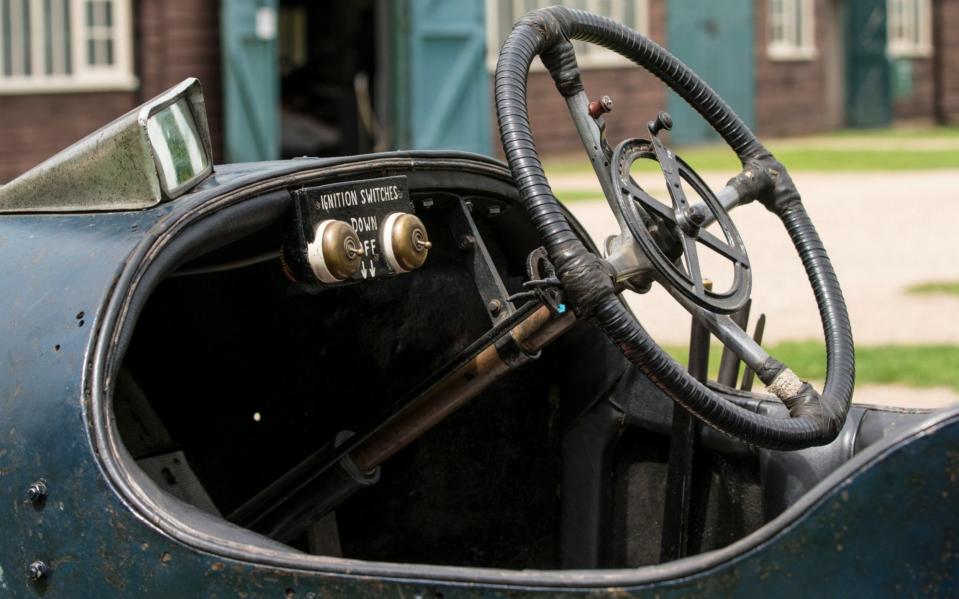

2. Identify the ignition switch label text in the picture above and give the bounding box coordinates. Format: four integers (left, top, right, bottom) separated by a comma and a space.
316, 182, 401, 210
298, 175, 414, 282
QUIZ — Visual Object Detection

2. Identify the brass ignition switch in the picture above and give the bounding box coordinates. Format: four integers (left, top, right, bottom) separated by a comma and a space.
307, 219, 365, 283
380, 212, 431, 273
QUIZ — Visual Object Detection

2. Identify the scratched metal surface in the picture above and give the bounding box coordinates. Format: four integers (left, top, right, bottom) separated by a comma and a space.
0, 155, 957, 597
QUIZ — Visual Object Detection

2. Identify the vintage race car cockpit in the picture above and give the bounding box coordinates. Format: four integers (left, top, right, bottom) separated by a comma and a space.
1, 7, 956, 597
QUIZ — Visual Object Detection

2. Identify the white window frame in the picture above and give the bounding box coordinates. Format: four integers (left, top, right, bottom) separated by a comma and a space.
0, 0, 136, 95
767, 0, 816, 61
887, 0, 932, 58
485, 0, 650, 72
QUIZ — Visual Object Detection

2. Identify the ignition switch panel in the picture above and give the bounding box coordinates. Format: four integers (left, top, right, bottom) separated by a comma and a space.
284, 175, 429, 289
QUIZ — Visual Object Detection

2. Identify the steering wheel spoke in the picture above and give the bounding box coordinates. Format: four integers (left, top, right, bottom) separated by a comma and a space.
677, 231, 705, 296
696, 228, 749, 267
626, 181, 677, 226
667, 295, 771, 373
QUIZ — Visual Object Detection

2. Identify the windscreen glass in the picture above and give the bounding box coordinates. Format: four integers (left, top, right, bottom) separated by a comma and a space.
147, 98, 210, 193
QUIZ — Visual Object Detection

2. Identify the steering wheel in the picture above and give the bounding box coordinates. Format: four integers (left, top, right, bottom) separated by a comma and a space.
494, 7, 855, 450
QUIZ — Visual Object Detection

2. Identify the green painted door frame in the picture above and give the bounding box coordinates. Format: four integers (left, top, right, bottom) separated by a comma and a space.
221, 0, 280, 163
391, 0, 491, 155
665, 0, 755, 146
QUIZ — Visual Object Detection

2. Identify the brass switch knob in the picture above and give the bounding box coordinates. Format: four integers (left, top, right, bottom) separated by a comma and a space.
381, 213, 430, 273
307, 219, 364, 283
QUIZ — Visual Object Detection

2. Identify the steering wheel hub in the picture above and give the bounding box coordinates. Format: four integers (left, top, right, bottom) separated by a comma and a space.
611, 137, 751, 314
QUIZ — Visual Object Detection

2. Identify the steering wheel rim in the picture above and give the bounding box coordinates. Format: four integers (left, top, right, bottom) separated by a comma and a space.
493, 7, 855, 450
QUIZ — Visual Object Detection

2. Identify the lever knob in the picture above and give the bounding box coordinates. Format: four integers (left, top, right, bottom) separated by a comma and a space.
648, 111, 673, 136
588, 95, 614, 118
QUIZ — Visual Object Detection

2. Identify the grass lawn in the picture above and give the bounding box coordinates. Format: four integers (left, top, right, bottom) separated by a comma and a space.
906, 280, 959, 297
544, 126, 959, 176
664, 341, 959, 392
827, 125, 959, 139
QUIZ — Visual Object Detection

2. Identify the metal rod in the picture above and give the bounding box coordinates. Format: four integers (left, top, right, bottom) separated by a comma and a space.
229, 299, 544, 528
691, 184, 744, 229
669, 287, 769, 372
660, 285, 710, 561
565, 92, 619, 212
242, 304, 576, 541
717, 299, 751, 386
350, 305, 575, 472
740, 314, 766, 392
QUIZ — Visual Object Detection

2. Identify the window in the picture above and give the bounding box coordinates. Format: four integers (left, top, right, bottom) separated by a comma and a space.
0, 0, 135, 94
767, 0, 815, 60
486, 0, 650, 71
887, 0, 931, 57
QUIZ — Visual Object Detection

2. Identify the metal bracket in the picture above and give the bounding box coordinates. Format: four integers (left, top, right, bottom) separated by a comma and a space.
447, 198, 516, 327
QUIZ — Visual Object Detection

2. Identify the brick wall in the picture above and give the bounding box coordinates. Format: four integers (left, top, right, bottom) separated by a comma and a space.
0, 0, 222, 184
754, 0, 831, 137
496, 0, 840, 155
138, 0, 222, 161
893, 57, 935, 121
891, 0, 959, 123
0, 91, 137, 183
493, 0, 668, 156
938, 0, 959, 120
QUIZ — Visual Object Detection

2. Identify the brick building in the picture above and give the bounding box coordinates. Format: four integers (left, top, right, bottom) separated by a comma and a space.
0, 0, 957, 184
493, 0, 959, 154
0, 0, 222, 183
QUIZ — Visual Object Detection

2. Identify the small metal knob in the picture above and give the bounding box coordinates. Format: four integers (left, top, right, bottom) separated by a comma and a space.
588, 95, 613, 118
307, 220, 365, 283
648, 111, 673, 136
380, 213, 430, 273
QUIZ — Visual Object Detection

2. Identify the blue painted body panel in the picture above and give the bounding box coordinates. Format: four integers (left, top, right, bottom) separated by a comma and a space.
0, 154, 956, 596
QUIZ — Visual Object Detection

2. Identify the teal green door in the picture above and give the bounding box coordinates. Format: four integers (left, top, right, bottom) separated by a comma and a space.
393, 0, 491, 155
221, 0, 280, 163
665, 0, 755, 146
845, 0, 891, 128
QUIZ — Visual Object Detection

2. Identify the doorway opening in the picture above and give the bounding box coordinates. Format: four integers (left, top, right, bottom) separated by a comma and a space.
278, 1, 387, 158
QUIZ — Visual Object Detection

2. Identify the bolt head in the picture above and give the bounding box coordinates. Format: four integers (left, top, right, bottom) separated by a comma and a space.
487, 299, 503, 315
601, 95, 613, 111
687, 207, 707, 227
26, 480, 47, 504
28, 561, 49, 581
457, 235, 476, 251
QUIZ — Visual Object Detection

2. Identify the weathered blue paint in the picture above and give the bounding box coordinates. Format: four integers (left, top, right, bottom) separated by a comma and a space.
665, 0, 755, 145
0, 153, 957, 597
